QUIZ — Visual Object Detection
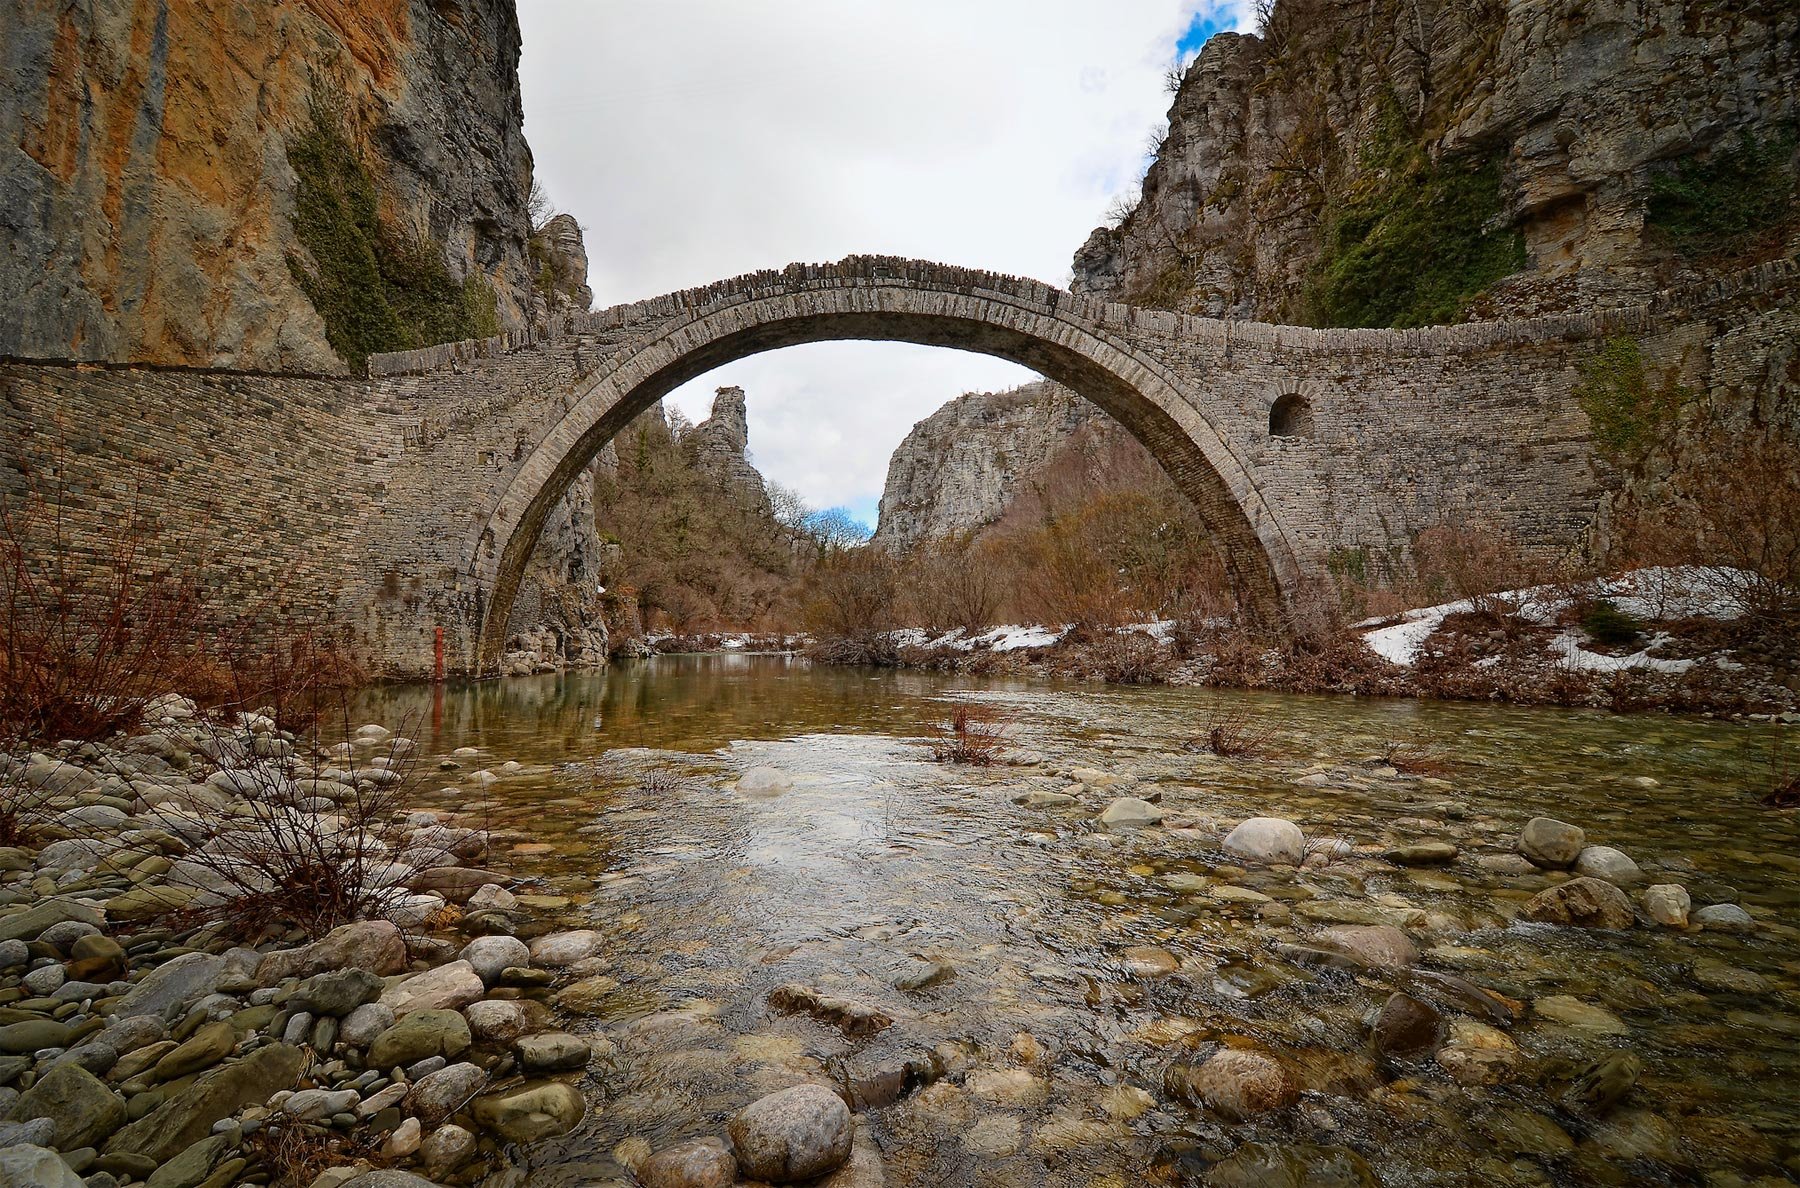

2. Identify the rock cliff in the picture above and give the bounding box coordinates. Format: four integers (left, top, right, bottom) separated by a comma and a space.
873, 382, 1124, 552
0, 0, 543, 372
1073, 0, 1799, 325
685, 387, 773, 516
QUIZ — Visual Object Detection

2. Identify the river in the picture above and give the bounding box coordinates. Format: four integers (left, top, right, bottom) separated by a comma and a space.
357, 654, 1799, 1187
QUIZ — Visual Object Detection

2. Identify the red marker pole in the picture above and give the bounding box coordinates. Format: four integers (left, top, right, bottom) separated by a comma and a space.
434, 627, 445, 683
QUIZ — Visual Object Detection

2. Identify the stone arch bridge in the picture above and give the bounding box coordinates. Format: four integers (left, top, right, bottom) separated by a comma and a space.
4, 255, 1791, 677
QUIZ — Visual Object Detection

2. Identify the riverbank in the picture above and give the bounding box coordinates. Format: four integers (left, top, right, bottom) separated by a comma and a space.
783, 569, 1800, 718
0, 699, 602, 1187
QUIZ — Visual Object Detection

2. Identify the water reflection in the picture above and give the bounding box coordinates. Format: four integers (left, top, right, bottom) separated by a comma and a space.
358, 657, 1799, 1188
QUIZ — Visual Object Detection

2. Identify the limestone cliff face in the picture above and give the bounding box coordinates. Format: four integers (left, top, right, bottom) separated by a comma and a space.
0, 0, 539, 372
1073, 0, 1799, 324
873, 382, 1120, 552
686, 386, 772, 515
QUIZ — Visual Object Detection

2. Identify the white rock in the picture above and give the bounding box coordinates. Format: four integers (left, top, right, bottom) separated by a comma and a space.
1098, 797, 1164, 830
1222, 817, 1305, 865
737, 767, 793, 796
458, 935, 529, 986
1642, 884, 1690, 927
1573, 845, 1643, 884
379, 961, 485, 1017
528, 930, 602, 967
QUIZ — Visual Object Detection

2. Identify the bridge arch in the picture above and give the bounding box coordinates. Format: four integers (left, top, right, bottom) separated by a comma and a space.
466, 263, 1306, 672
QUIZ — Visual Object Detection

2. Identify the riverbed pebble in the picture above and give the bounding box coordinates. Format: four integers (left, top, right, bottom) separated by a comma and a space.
1642, 883, 1691, 927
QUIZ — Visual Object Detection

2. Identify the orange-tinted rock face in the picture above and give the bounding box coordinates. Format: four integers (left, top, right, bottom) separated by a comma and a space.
1, 0, 534, 371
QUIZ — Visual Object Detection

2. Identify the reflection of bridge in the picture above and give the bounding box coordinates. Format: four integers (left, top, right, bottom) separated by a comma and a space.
4, 256, 1793, 677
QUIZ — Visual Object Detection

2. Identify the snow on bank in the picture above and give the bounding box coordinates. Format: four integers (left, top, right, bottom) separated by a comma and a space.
1356, 567, 1747, 669
891, 624, 1072, 652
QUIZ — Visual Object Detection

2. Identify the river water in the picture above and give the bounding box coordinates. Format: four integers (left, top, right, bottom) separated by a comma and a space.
358, 654, 1800, 1187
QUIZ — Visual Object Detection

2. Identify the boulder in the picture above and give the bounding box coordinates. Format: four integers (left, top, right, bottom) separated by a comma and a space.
1372, 992, 1440, 1056
1522, 878, 1634, 929
6, 1062, 126, 1149
368, 1010, 471, 1068
1435, 1018, 1521, 1086
1642, 884, 1690, 928
1573, 845, 1642, 884
727, 1084, 852, 1184
1168, 1049, 1295, 1120
527, 930, 601, 967
737, 767, 793, 796
112, 953, 227, 1023
254, 920, 407, 983
1314, 924, 1417, 969
1518, 817, 1584, 869
640, 1137, 737, 1188
150, 1020, 236, 1080
0, 1144, 84, 1188
291, 968, 385, 1017
1097, 797, 1163, 830
1222, 818, 1305, 865
463, 1000, 531, 1044
471, 1080, 585, 1143
458, 936, 529, 986
517, 1032, 590, 1075
406, 1062, 488, 1127
340, 1002, 396, 1048
105, 1043, 306, 1162
1693, 903, 1756, 932
1384, 842, 1458, 866
379, 961, 485, 1017
0, 898, 104, 943
419, 1123, 476, 1174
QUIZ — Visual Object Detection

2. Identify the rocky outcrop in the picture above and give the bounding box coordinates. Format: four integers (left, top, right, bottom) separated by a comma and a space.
686, 387, 772, 516
0, 0, 542, 372
1073, 0, 1799, 325
531, 213, 595, 318
501, 460, 607, 676
872, 381, 1131, 551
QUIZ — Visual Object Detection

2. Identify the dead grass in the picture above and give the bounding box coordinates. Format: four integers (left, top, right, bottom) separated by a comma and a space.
1380, 738, 1455, 777
1189, 708, 1277, 759
1764, 728, 1799, 808
927, 704, 1011, 765
245, 1121, 380, 1188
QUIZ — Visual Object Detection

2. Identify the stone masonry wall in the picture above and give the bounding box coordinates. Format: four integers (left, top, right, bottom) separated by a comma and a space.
3, 256, 1793, 678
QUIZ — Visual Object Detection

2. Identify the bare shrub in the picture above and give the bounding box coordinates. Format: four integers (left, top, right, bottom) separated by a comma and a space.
1080, 631, 1171, 684
1765, 728, 1799, 808
1412, 517, 1535, 628
926, 704, 1010, 765
1621, 428, 1800, 647
0, 490, 205, 746
903, 534, 1003, 636
801, 547, 899, 661
166, 709, 445, 944
1188, 707, 1276, 758
1380, 738, 1454, 777
0, 760, 53, 847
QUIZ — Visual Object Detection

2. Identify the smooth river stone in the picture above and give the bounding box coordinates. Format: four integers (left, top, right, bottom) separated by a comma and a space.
1222, 817, 1305, 864
1518, 817, 1584, 869
727, 1084, 852, 1184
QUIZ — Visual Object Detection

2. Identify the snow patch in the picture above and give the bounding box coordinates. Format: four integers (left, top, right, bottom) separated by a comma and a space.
1356, 567, 1748, 669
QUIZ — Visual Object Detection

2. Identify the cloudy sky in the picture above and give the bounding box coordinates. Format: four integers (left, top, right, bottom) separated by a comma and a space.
517, 1, 1254, 527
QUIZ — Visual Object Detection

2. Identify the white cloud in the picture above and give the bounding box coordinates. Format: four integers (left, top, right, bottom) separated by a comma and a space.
517, 1, 1254, 522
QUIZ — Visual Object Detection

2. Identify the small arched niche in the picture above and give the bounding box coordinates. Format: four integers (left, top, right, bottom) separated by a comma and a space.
1269, 392, 1315, 438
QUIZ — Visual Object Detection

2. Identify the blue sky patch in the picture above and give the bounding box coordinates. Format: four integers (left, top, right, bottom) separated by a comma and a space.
1175, 10, 1229, 62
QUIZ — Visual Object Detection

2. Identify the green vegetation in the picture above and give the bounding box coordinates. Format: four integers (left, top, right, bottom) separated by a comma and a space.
287, 96, 499, 370
1306, 97, 1525, 329
1647, 128, 1798, 258
1579, 599, 1643, 648
1573, 337, 1684, 463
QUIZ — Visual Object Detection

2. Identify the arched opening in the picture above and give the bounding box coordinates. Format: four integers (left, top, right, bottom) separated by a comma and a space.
1269, 392, 1314, 438
465, 278, 1303, 673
